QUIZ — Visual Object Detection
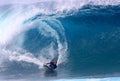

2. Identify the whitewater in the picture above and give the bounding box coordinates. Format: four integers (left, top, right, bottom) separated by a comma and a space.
0, 0, 120, 81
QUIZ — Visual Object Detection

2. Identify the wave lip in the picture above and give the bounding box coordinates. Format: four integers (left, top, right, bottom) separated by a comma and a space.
0, 0, 120, 17
0, 0, 120, 5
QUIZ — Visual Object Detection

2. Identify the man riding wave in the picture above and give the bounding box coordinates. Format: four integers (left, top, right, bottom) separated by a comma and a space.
44, 60, 57, 70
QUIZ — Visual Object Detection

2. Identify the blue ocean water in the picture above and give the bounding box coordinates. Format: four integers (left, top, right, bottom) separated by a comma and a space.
0, 0, 120, 81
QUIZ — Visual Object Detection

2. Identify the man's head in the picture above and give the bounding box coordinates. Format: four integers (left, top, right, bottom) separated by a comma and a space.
54, 60, 57, 64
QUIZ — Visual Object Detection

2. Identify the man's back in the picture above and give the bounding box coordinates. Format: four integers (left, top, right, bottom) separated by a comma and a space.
49, 61, 57, 69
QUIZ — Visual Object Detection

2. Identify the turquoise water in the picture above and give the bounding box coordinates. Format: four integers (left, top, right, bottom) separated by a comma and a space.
0, 0, 120, 81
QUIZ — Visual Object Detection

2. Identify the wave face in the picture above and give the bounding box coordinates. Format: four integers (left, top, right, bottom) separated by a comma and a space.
0, 0, 120, 80
62, 5, 120, 77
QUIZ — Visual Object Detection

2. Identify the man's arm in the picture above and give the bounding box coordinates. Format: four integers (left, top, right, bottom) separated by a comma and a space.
46, 62, 50, 64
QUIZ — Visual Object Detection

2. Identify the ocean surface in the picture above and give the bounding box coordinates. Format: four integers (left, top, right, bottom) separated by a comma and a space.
0, 0, 120, 81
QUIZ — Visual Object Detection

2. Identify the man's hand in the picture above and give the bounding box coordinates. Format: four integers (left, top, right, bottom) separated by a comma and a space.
46, 62, 50, 64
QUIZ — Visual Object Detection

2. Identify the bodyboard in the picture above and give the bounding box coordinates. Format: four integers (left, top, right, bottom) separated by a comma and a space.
43, 64, 53, 71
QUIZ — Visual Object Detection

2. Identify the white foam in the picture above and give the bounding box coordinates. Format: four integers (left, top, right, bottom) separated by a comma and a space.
0, 0, 119, 5
0, 0, 119, 19
0, 6, 40, 46
37, 20, 68, 64
0, 48, 44, 68
9, 54, 43, 68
